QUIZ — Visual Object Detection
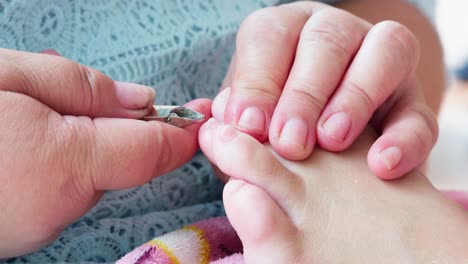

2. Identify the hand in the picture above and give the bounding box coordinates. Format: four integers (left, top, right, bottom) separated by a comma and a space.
215, 1, 437, 179
199, 119, 468, 263
0, 49, 210, 258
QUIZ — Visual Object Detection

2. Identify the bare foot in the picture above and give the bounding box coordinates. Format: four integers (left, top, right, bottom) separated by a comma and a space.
199, 118, 468, 263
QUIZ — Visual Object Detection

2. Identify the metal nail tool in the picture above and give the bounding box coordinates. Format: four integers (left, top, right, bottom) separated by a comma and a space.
141, 105, 205, 127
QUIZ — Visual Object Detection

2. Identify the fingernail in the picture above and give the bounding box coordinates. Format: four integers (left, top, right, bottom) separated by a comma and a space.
212, 87, 231, 121
379, 146, 402, 170
321, 112, 351, 142
115, 81, 155, 111
237, 107, 266, 134
279, 118, 308, 149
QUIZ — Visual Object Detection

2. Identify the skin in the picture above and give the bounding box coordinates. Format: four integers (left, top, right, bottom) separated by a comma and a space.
0, 49, 211, 258
335, 0, 445, 114
217, 0, 443, 180
199, 119, 468, 263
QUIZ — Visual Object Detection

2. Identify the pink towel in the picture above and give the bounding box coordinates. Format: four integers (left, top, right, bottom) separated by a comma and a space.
117, 217, 242, 264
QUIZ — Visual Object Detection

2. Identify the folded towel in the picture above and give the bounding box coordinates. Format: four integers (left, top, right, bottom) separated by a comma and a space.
117, 217, 242, 264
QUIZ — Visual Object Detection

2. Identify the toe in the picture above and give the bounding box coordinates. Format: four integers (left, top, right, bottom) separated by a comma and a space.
223, 179, 300, 264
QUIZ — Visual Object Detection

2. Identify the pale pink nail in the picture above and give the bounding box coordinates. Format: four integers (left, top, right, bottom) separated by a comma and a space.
237, 107, 266, 134
321, 112, 351, 142
115, 81, 155, 110
279, 118, 308, 149
379, 146, 402, 170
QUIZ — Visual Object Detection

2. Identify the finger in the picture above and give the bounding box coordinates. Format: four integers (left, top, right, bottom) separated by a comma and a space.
199, 117, 233, 182
199, 118, 218, 165
213, 53, 236, 122
0, 48, 155, 118
212, 87, 231, 122
223, 180, 298, 264
317, 21, 420, 152
269, 7, 370, 160
40, 49, 61, 56
199, 119, 304, 215
61, 99, 212, 190
223, 3, 314, 140
220, 53, 236, 91
367, 93, 438, 180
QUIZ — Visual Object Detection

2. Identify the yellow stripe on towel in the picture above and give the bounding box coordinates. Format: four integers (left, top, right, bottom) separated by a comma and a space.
148, 239, 180, 264
183, 225, 211, 264
148, 226, 210, 264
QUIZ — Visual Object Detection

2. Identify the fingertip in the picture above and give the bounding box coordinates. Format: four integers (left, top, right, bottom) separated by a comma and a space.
198, 118, 219, 162
224, 97, 271, 142
184, 98, 213, 118
212, 87, 231, 121
182, 98, 213, 132
235, 107, 269, 141
269, 117, 315, 161
269, 135, 315, 161
272, 146, 313, 161
368, 141, 405, 180
316, 112, 354, 152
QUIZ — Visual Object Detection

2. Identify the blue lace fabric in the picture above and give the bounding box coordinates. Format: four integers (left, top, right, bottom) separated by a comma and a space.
0, 0, 433, 263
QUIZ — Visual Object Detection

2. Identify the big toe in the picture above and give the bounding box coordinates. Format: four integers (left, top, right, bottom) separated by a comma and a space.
223, 179, 300, 264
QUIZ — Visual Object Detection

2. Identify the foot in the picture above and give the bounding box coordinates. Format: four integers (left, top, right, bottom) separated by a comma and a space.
199, 119, 468, 263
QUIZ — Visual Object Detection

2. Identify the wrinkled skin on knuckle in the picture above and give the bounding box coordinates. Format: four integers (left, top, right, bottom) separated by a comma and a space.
57, 116, 97, 200
72, 62, 97, 116
0, 60, 35, 95
377, 21, 420, 74
233, 75, 282, 103
148, 136, 172, 183
345, 80, 377, 115
410, 103, 439, 147
301, 9, 359, 57
61, 61, 112, 116
284, 80, 330, 112
239, 7, 295, 45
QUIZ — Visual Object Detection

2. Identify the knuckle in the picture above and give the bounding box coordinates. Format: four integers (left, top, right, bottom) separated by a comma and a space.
58, 116, 98, 190
239, 7, 295, 46
413, 103, 439, 146
301, 10, 357, 56
73, 63, 97, 115
345, 80, 376, 114
284, 81, 328, 114
150, 128, 174, 177
375, 21, 420, 68
397, 105, 438, 155
233, 74, 282, 103
0, 59, 34, 94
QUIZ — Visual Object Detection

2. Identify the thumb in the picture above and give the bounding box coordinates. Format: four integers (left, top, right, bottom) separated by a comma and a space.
73, 99, 213, 190
0, 48, 155, 118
